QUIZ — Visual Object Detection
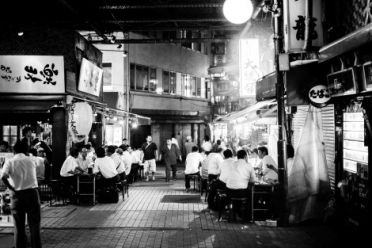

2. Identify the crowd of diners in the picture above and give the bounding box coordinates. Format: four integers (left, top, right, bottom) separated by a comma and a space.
184, 135, 295, 221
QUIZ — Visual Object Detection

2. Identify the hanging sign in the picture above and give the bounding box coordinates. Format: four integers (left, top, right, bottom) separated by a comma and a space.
283, 0, 324, 52
308, 85, 331, 107
0, 55, 65, 94
78, 58, 103, 97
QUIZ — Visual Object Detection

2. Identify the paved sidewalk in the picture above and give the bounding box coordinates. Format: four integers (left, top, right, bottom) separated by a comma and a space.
0, 167, 366, 247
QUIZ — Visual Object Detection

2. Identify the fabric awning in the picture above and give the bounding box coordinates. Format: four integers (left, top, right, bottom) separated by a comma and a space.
216, 99, 276, 124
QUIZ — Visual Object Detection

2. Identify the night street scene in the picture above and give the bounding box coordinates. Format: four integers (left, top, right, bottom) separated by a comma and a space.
0, 0, 371, 247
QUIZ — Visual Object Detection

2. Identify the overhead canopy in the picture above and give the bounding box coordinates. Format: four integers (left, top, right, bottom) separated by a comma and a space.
216, 99, 276, 124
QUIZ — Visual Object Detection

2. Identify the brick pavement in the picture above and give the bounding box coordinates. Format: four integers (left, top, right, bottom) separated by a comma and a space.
0, 167, 366, 247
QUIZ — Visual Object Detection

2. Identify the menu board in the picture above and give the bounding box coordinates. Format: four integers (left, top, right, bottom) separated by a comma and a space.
342, 112, 369, 224
343, 112, 368, 173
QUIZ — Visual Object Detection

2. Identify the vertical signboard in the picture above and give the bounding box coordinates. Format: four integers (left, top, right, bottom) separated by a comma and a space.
283, 0, 324, 52
239, 39, 261, 97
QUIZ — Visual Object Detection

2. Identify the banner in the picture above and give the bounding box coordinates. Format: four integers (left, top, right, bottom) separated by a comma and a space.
288, 106, 331, 223
283, 0, 323, 52
78, 58, 103, 97
0, 55, 65, 94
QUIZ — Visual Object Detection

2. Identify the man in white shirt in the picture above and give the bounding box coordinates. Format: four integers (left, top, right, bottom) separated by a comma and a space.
30, 148, 45, 182
184, 146, 204, 191
129, 147, 142, 182
201, 135, 212, 153
1, 140, 42, 248
77, 147, 93, 173
116, 146, 132, 181
257, 146, 278, 183
225, 150, 256, 221
107, 145, 125, 180
205, 147, 224, 181
226, 150, 256, 191
93, 147, 119, 188
60, 147, 82, 202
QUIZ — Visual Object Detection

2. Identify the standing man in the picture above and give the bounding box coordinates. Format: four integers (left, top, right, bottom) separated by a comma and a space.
141, 135, 158, 181
1, 140, 42, 248
160, 138, 182, 182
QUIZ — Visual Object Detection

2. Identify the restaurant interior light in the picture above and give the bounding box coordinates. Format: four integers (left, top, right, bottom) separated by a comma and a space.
17, 31, 24, 36
223, 0, 254, 24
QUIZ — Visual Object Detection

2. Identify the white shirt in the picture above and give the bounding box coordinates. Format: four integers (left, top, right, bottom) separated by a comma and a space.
171, 138, 179, 148
202, 141, 212, 152
131, 150, 141, 164
111, 153, 125, 174
261, 155, 278, 182
219, 158, 235, 183
205, 152, 223, 175
121, 151, 132, 175
93, 156, 118, 179
60, 156, 79, 177
77, 156, 93, 172
185, 152, 204, 174
1, 153, 38, 191
226, 159, 256, 189
30, 156, 45, 181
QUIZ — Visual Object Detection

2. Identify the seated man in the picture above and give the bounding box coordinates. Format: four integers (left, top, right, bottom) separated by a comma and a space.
257, 146, 278, 184
225, 150, 256, 220
184, 146, 204, 192
77, 147, 93, 173
60, 147, 82, 201
93, 147, 119, 190
207, 149, 234, 210
106, 145, 125, 181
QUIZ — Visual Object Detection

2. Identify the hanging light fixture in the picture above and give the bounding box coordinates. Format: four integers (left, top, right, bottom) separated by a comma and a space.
223, 0, 254, 24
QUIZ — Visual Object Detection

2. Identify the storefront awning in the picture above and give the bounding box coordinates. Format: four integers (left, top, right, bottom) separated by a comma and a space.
216, 99, 276, 123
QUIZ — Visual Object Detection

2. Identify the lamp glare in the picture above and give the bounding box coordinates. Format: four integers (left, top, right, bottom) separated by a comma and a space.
223, 0, 253, 24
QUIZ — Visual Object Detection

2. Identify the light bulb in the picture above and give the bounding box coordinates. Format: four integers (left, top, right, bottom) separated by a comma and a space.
223, 0, 253, 24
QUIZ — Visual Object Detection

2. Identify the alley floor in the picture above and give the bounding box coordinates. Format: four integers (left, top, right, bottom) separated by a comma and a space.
0, 168, 367, 248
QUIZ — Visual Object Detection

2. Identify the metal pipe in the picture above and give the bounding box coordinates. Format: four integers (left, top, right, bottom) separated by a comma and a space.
91, 38, 231, 44
273, 0, 288, 227
99, 4, 223, 9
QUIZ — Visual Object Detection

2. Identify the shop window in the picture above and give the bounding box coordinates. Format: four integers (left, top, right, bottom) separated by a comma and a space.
102, 63, 112, 86
2, 125, 18, 147
190, 76, 196, 96
130, 63, 135, 90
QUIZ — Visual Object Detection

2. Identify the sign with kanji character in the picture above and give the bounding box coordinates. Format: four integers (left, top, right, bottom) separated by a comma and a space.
0, 55, 65, 93
283, 0, 323, 52
78, 58, 103, 97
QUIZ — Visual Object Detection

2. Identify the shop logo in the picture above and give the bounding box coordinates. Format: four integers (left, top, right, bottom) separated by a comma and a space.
308, 85, 331, 107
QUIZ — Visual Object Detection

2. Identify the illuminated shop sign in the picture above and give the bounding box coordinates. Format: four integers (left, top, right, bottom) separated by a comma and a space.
78, 58, 103, 97
0, 55, 65, 94
308, 85, 330, 108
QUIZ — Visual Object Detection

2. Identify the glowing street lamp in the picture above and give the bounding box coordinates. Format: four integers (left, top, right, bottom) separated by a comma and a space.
223, 0, 254, 24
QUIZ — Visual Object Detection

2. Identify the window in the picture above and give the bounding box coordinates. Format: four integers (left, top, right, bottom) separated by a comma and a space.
163, 71, 170, 93
196, 77, 202, 96
102, 63, 112, 86
2, 125, 18, 147
135, 65, 149, 91
130, 64, 135, 90
190, 76, 196, 96
182, 74, 191, 97
169, 72, 176, 94
149, 68, 157, 92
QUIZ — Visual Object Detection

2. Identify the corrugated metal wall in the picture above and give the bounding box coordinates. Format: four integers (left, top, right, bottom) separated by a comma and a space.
291, 105, 336, 190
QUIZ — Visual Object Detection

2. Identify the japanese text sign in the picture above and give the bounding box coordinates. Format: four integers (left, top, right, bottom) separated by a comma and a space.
0, 55, 65, 94
283, 0, 323, 52
78, 58, 103, 97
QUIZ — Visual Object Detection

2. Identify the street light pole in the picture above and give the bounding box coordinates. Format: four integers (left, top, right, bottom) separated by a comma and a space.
273, 0, 288, 227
